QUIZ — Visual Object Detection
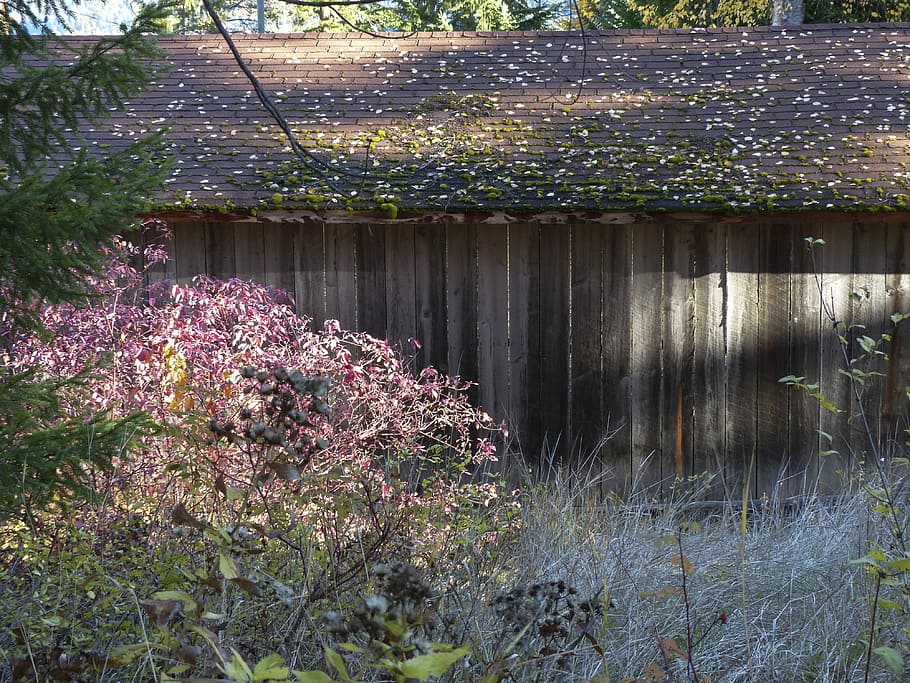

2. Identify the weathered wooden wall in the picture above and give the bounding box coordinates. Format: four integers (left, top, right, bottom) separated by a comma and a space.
143, 213, 910, 499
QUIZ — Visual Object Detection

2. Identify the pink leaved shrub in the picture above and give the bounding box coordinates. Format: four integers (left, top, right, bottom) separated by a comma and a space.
5, 224, 509, 560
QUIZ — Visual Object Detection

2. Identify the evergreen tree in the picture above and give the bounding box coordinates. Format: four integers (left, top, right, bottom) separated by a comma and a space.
161, 0, 298, 32
0, 0, 169, 519
164, 0, 556, 34
388, 0, 556, 31
569, 0, 642, 29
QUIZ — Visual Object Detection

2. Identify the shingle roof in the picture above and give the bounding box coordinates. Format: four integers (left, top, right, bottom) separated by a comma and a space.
57, 25, 910, 214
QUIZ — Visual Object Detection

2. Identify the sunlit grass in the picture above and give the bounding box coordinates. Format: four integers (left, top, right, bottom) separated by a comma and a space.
0, 458, 901, 682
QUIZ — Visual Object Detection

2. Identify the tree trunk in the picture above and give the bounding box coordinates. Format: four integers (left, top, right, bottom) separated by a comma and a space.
772, 0, 804, 25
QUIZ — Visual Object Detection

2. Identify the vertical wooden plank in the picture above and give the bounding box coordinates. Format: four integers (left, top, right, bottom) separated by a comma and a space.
414, 224, 448, 372
174, 220, 207, 284
569, 222, 605, 475
884, 221, 910, 447
293, 223, 326, 331
756, 223, 793, 500
355, 224, 387, 339
789, 225, 822, 494
161, 225, 178, 283
234, 222, 265, 283
325, 224, 357, 330
476, 226, 509, 430
385, 224, 417, 358
725, 223, 760, 501
817, 222, 855, 492
630, 222, 664, 495
661, 223, 696, 492
692, 222, 727, 499
205, 221, 236, 280
537, 224, 570, 470
508, 223, 537, 466
262, 222, 296, 297
851, 221, 889, 458
601, 224, 633, 497
141, 220, 177, 286
446, 224, 478, 402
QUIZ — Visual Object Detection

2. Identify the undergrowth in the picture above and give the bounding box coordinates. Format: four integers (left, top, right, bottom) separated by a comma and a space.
0, 469, 896, 682
0, 231, 908, 682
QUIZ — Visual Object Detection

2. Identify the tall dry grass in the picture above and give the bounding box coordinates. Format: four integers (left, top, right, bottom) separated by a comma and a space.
441, 463, 890, 682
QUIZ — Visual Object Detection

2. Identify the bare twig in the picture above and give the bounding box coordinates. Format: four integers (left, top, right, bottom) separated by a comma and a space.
677, 529, 700, 683
805, 241, 905, 551
279, 0, 385, 7
200, 0, 355, 193
327, 4, 417, 38
863, 569, 882, 683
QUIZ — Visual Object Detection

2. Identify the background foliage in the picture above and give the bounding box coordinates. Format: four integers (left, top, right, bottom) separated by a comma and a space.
156, 0, 910, 33
1, 234, 515, 679
0, 0, 172, 517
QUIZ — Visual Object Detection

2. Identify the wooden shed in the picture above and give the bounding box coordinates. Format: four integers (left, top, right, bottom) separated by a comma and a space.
67, 24, 910, 498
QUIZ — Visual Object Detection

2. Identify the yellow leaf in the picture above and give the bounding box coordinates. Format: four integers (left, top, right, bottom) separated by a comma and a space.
219, 553, 239, 580
670, 554, 695, 574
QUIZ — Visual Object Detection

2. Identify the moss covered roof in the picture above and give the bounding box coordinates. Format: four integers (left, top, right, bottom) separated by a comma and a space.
64, 25, 910, 213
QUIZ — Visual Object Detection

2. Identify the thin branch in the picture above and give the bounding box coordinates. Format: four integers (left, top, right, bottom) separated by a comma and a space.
806, 242, 905, 551
278, 0, 385, 6
200, 0, 357, 192
569, 0, 588, 104
863, 569, 882, 683
677, 529, 700, 683
327, 4, 417, 38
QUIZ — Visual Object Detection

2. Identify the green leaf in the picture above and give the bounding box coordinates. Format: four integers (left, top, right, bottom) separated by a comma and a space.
337, 643, 366, 654
779, 375, 804, 385
888, 557, 910, 572
817, 397, 840, 414
219, 553, 239, 580
877, 599, 903, 611
398, 650, 470, 681
293, 673, 335, 683
108, 643, 149, 666
253, 653, 290, 681
873, 646, 904, 674
223, 648, 254, 682
152, 590, 198, 613
851, 549, 888, 566
323, 647, 350, 681
858, 335, 877, 353
384, 618, 406, 639
226, 486, 246, 500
